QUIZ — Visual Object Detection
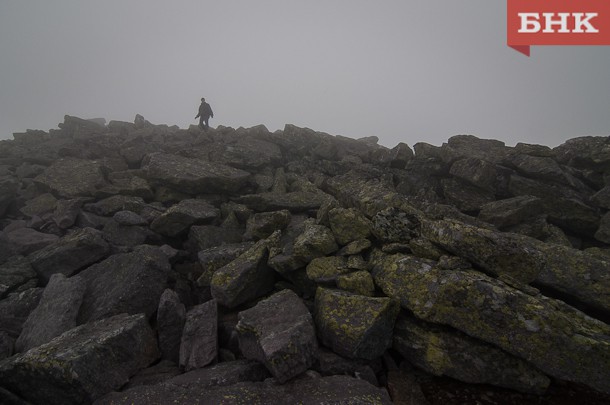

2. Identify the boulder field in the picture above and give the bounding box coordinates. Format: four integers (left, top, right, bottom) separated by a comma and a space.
0, 115, 609, 404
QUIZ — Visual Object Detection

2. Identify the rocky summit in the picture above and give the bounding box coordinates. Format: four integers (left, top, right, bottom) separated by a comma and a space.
0, 115, 609, 404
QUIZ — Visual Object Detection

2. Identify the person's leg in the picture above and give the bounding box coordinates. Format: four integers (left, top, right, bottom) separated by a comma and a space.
204, 117, 209, 129
199, 116, 204, 129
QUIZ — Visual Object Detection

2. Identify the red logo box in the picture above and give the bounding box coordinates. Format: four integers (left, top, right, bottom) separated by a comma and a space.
507, 0, 610, 56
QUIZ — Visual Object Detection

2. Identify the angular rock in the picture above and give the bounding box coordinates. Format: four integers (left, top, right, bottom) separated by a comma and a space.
77, 245, 170, 323
19, 192, 58, 217
370, 251, 610, 394
336, 271, 375, 296
208, 135, 282, 170
305, 256, 349, 283
508, 174, 599, 236
0, 177, 19, 217
328, 207, 372, 245
0, 313, 159, 405
595, 211, 610, 243
236, 191, 331, 213
449, 157, 498, 191
187, 225, 243, 252
5, 227, 59, 255
293, 221, 338, 262
244, 209, 291, 241
236, 289, 317, 383
337, 238, 372, 256
15, 273, 86, 352
96, 374, 390, 405
422, 218, 610, 312
52, 198, 86, 229
102, 220, 156, 247
371, 207, 420, 244
179, 299, 218, 371
393, 314, 550, 394
509, 154, 567, 184
441, 178, 495, 212
0, 331, 13, 361
0, 256, 37, 299
422, 218, 545, 283
0, 288, 43, 338
157, 289, 186, 363
478, 195, 543, 228
196, 242, 254, 283
314, 287, 400, 360
113, 210, 148, 226
144, 152, 251, 194
27, 227, 110, 283
210, 239, 275, 308
151, 199, 220, 237
84, 195, 148, 217
34, 157, 107, 197
592, 185, 610, 209
123, 360, 181, 389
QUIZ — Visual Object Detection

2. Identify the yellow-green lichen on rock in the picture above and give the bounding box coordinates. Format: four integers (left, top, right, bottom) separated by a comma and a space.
314, 287, 400, 360
306, 256, 349, 283
328, 207, 373, 245
370, 249, 610, 395
336, 271, 375, 296
393, 314, 550, 394
210, 239, 275, 308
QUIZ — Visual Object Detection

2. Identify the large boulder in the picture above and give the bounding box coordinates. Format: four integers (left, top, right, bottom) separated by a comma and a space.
244, 210, 291, 241
236, 191, 331, 213
15, 273, 86, 352
157, 289, 186, 363
0, 313, 159, 405
393, 314, 550, 394
0, 256, 37, 299
179, 300, 218, 371
210, 239, 275, 308
477, 195, 543, 228
150, 199, 220, 237
328, 207, 372, 245
293, 221, 338, 262
422, 218, 610, 312
27, 227, 110, 283
236, 289, 317, 383
0, 177, 19, 217
0, 288, 43, 338
77, 245, 171, 323
4, 227, 59, 255
449, 157, 498, 191
95, 374, 391, 405
370, 251, 610, 394
143, 153, 251, 194
34, 158, 107, 197
314, 287, 400, 360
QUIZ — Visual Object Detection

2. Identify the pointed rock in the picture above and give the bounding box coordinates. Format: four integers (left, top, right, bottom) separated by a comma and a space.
0, 313, 159, 405
210, 239, 275, 308
27, 227, 110, 283
236, 289, 317, 383
179, 299, 218, 371
15, 273, 86, 352
77, 245, 170, 323
314, 287, 400, 360
157, 289, 186, 363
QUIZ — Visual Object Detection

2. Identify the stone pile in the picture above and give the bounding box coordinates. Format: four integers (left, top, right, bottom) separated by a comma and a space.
0, 115, 608, 404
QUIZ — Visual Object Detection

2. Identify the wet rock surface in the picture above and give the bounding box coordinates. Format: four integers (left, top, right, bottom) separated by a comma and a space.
0, 117, 609, 404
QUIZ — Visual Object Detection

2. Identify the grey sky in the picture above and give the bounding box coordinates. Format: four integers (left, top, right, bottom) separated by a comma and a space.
0, 1, 609, 148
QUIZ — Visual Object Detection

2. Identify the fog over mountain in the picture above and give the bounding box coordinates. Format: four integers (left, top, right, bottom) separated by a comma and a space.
0, 1, 609, 147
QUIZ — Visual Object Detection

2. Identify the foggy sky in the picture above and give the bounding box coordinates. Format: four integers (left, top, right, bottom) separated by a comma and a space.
1, 1, 609, 148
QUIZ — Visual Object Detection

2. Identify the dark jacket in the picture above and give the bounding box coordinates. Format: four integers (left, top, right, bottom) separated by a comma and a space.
196, 102, 213, 119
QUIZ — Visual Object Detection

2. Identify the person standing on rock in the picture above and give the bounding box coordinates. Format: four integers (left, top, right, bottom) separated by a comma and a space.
195, 98, 213, 130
